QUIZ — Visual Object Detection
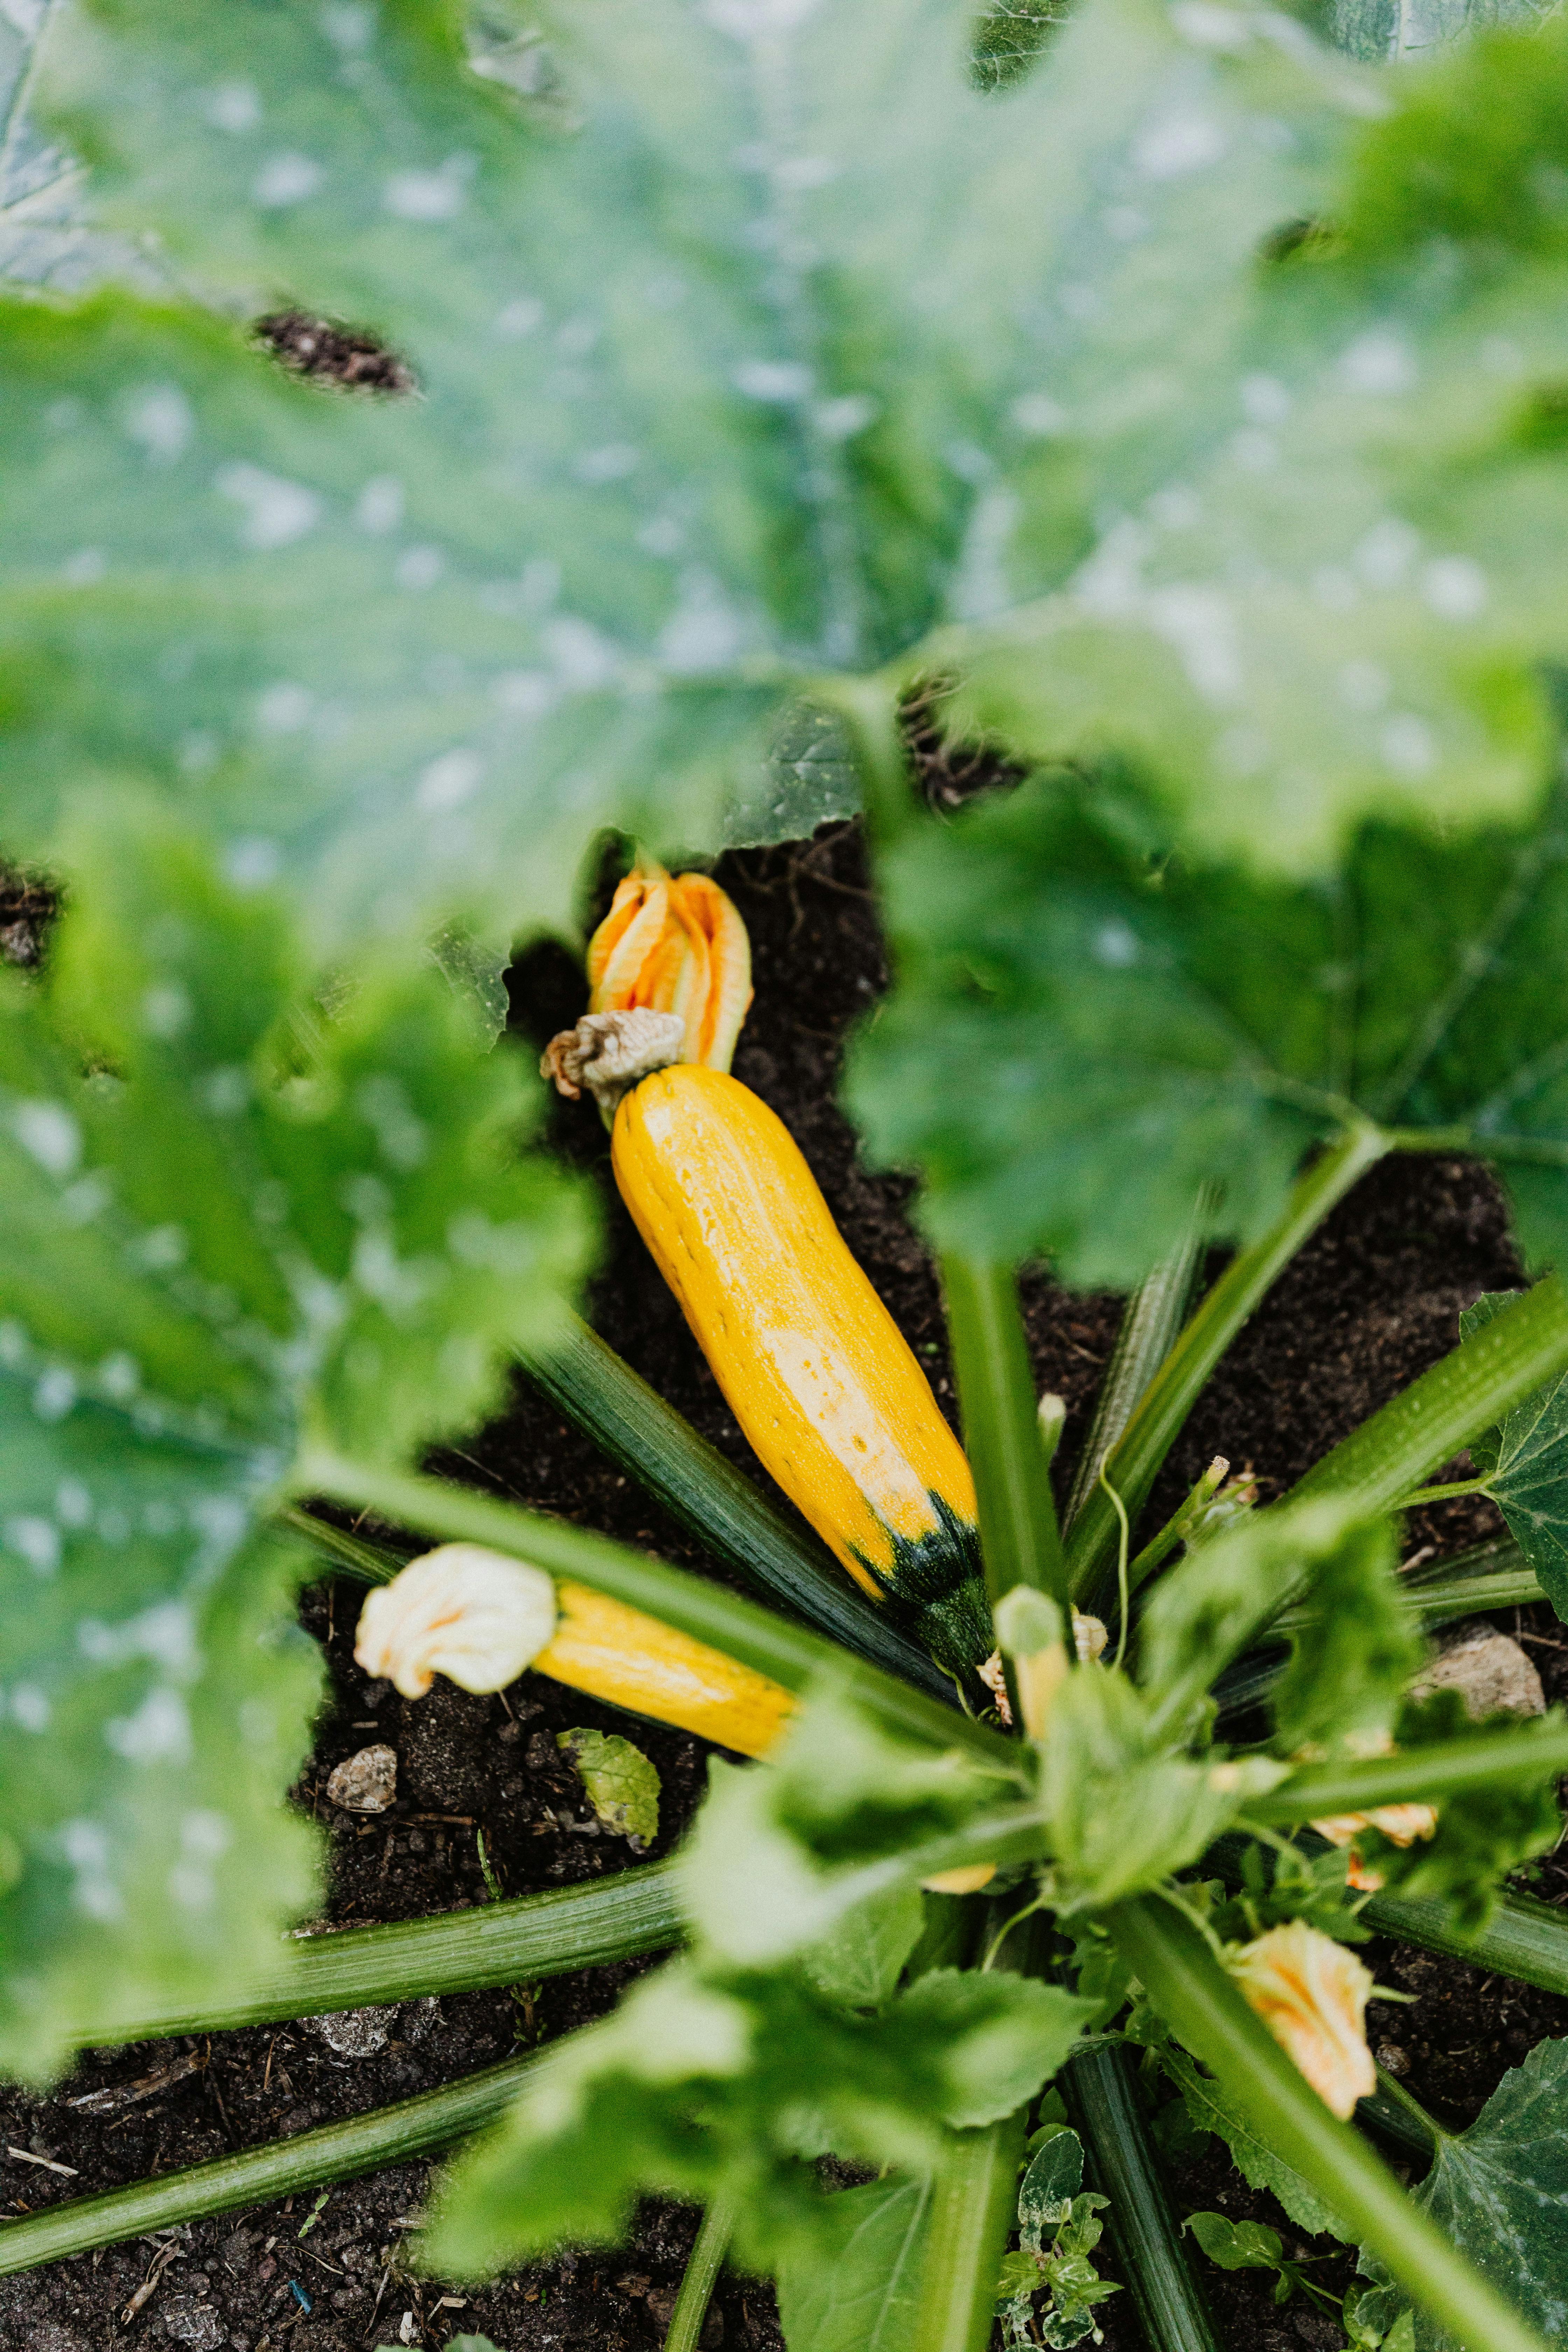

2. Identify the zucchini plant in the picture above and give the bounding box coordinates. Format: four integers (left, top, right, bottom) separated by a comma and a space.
7, 2, 1568, 2350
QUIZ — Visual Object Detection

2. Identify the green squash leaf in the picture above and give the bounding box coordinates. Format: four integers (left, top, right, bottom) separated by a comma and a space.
681, 1687, 1011, 1969
425, 1951, 1088, 2278
15, 0, 1559, 927
776, 2173, 933, 2352
0, 793, 590, 2076
849, 759, 1568, 1286
801, 1881, 926, 2011
1325, 0, 1553, 63
557, 1727, 660, 1850
1354, 2037, 1568, 2350
1459, 1289, 1568, 1617
1183, 2209, 1284, 2272
1162, 2044, 1350, 2239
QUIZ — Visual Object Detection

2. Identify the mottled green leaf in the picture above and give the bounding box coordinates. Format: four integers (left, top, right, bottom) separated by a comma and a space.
776, 2174, 933, 2352
0, 794, 589, 2076
1460, 1290, 1568, 1617
849, 761, 1568, 1285
1355, 2037, 1568, 2350
7, 0, 1499, 940
557, 1727, 660, 1849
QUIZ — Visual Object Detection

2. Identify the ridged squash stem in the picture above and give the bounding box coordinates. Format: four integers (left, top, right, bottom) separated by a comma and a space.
1066, 1123, 1390, 1606
296, 1451, 1015, 1768
661, 2196, 737, 2352
1060, 2041, 1223, 2352
0, 2050, 556, 2278
941, 1253, 1067, 1610
513, 1315, 957, 1705
912, 2111, 1030, 2352
1106, 1897, 1552, 2352
62, 1861, 684, 2050
1060, 1182, 1217, 1535
1285, 1273, 1568, 1517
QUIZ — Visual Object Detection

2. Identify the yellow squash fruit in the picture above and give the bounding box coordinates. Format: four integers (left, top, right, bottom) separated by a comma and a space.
537, 1581, 793, 1759
611, 1064, 991, 1678
356, 1543, 792, 1760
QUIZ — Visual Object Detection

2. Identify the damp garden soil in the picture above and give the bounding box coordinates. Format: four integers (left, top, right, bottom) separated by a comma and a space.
5, 831, 1568, 2352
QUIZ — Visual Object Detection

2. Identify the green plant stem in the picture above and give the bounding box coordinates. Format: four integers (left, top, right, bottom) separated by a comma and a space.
0, 2049, 556, 2278
1106, 1896, 1550, 2352
298, 1450, 1013, 1768
1062, 1184, 1217, 1535
1361, 2065, 1443, 2165
65, 1862, 684, 2049
1067, 1125, 1388, 1605
942, 1251, 1067, 1606
1061, 2041, 1223, 2352
913, 2112, 1029, 2352
1388, 1476, 1492, 1512
1362, 1881, 1568, 1996
1247, 1717, 1568, 1823
1288, 1275, 1568, 1517
517, 1315, 955, 1705
662, 2197, 736, 2352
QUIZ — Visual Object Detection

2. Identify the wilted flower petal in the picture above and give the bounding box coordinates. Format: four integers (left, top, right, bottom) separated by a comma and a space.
355, 1543, 557, 1699
1229, 1920, 1376, 2119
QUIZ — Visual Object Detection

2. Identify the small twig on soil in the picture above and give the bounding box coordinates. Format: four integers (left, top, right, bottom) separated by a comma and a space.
67, 2045, 204, 2115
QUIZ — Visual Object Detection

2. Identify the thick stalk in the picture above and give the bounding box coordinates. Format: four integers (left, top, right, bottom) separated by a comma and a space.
1360, 2066, 1442, 2165
1363, 1882, 1568, 1996
1061, 2042, 1223, 2352
68, 1863, 684, 2049
1062, 1189, 1216, 1535
942, 1252, 1067, 1606
663, 2197, 736, 2352
1106, 1897, 1549, 2352
517, 1316, 955, 1704
1247, 1718, 1568, 1822
912, 2112, 1029, 2352
299, 1451, 1011, 1769
1067, 1126, 1389, 1605
1287, 1275, 1568, 1518
0, 2049, 555, 2278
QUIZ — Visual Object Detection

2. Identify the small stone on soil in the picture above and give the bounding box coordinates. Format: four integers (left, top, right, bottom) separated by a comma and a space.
326, 1743, 398, 1811
1411, 1623, 1545, 1720
308, 2006, 397, 2058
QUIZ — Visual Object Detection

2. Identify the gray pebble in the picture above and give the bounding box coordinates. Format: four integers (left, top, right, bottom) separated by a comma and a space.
325, 1744, 397, 1812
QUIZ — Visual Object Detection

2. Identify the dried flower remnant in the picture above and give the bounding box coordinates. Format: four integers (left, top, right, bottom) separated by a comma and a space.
355, 1543, 558, 1699
1228, 1920, 1376, 2119
586, 862, 754, 1071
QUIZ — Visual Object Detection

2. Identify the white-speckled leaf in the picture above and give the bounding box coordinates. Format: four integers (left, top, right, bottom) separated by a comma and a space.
1327, 0, 1559, 64
0, 794, 590, 2077
1355, 2037, 1568, 2348
1, 0, 1392, 947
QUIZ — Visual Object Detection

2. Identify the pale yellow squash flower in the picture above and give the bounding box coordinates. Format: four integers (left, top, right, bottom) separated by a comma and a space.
1229, 1920, 1376, 2119
355, 1544, 559, 1698
587, 862, 754, 1072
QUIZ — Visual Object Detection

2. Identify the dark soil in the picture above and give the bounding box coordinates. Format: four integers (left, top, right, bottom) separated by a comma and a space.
4, 817, 1566, 2352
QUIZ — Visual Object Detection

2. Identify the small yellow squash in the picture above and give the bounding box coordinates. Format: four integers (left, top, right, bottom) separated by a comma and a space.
611, 1064, 991, 1678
